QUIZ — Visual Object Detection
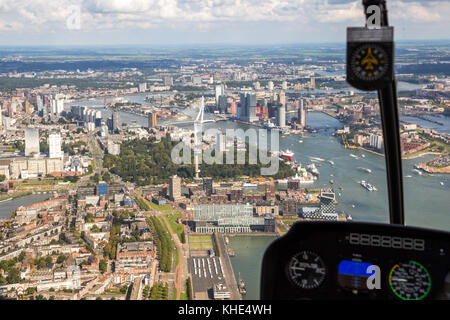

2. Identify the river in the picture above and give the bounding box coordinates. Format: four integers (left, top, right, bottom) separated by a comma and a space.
68, 96, 449, 300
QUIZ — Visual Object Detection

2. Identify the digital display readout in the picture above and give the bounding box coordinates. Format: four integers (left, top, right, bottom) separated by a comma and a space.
337, 260, 374, 290
338, 260, 373, 277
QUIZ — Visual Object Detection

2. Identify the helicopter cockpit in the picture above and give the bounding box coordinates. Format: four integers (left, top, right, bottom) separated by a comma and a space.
260, 0, 450, 301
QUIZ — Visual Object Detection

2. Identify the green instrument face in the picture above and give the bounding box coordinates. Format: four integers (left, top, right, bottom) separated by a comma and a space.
350, 43, 389, 82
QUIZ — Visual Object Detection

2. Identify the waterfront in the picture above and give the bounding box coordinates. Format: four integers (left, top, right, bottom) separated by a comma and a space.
67, 97, 450, 300
0, 194, 52, 219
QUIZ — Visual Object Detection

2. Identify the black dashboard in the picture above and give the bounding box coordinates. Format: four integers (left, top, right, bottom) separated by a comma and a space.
260, 221, 450, 300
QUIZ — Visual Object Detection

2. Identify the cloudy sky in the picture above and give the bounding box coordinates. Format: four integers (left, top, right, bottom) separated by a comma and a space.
0, 0, 449, 46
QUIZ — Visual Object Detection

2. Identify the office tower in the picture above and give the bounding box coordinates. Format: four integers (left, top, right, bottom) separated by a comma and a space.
169, 175, 182, 201
148, 112, 157, 128
277, 105, 286, 127
216, 133, 226, 152
48, 132, 63, 159
319, 189, 336, 214
298, 99, 306, 127
203, 177, 213, 196
218, 96, 228, 113
25, 128, 40, 156
310, 77, 315, 89
282, 198, 297, 217
265, 182, 276, 201
267, 81, 274, 91
240, 92, 257, 122
36, 96, 43, 115
230, 99, 237, 116
164, 76, 173, 86
370, 134, 384, 151
215, 84, 225, 106
112, 110, 120, 133
24, 100, 31, 114
278, 91, 286, 106
282, 81, 288, 90
138, 83, 147, 92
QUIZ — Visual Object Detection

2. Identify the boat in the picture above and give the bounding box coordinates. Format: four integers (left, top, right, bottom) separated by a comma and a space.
238, 273, 247, 295
242, 183, 257, 188
357, 167, 372, 173
329, 180, 334, 184
440, 182, 444, 186
309, 156, 325, 162
349, 154, 359, 159
228, 248, 235, 257
328, 160, 335, 166
405, 175, 412, 178
281, 150, 294, 160
339, 185, 344, 190
225, 237, 229, 245
360, 180, 378, 192
412, 169, 423, 175
298, 140, 303, 143
306, 163, 320, 176
361, 154, 366, 158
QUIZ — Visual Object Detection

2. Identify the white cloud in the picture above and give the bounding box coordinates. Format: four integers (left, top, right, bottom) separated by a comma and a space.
0, 0, 448, 43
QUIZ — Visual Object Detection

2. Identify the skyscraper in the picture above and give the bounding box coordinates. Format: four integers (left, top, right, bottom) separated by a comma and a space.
25, 128, 40, 156
203, 177, 213, 196
169, 175, 182, 201
310, 77, 315, 89
215, 84, 225, 106
112, 110, 120, 133
298, 99, 306, 128
148, 112, 157, 129
239, 93, 257, 122
277, 105, 286, 127
48, 132, 63, 159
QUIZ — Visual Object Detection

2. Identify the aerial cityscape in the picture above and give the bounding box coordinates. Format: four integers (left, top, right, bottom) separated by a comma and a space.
0, 1, 449, 302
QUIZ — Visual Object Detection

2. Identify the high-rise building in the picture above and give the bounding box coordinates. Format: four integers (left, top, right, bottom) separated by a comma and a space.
265, 182, 276, 201
239, 92, 257, 122
267, 81, 274, 91
96, 181, 108, 196
277, 105, 286, 127
217, 95, 228, 113
164, 76, 173, 86
48, 132, 63, 159
25, 128, 40, 156
282, 198, 297, 217
278, 91, 286, 106
254, 82, 261, 90
298, 99, 306, 128
203, 177, 213, 196
370, 134, 384, 151
230, 99, 237, 116
138, 83, 147, 92
169, 175, 182, 201
24, 100, 31, 114
215, 84, 225, 106
310, 77, 315, 89
112, 110, 120, 133
148, 112, 157, 129
282, 81, 288, 90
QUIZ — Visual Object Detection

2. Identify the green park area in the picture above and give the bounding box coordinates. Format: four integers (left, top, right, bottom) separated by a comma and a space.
189, 235, 213, 250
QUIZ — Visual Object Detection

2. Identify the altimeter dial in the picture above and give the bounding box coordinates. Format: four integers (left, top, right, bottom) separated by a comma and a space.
287, 251, 326, 289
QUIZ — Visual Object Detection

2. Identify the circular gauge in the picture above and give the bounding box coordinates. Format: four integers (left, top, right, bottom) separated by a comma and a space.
287, 251, 326, 289
350, 44, 389, 81
389, 261, 432, 300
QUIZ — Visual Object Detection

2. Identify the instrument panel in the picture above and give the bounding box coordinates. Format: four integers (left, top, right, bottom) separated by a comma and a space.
260, 221, 450, 300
